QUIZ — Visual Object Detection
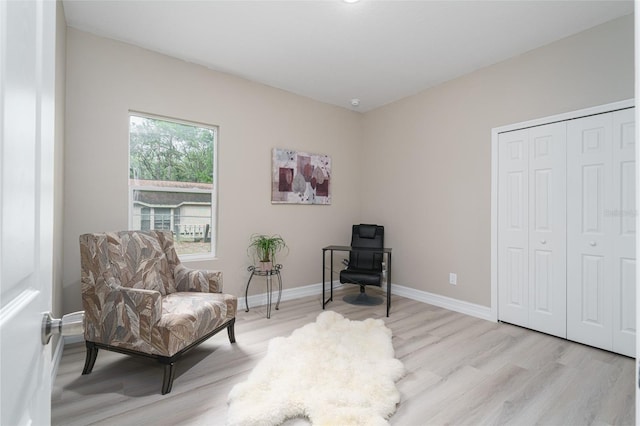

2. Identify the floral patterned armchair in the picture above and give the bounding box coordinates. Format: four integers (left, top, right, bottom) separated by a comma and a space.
80, 230, 237, 394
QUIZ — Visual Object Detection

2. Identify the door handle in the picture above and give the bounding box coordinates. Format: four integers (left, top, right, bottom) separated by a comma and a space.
540, 240, 547, 245
41, 311, 84, 345
589, 241, 597, 247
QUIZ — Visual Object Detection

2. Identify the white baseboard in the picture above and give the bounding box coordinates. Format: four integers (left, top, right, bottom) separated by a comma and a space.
65, 335, 85, 345
241, 280, 493, 323
52, 334, 84, 382
51, 336, 65, 382
390, 284, 494, 322
239, 280, 342, 309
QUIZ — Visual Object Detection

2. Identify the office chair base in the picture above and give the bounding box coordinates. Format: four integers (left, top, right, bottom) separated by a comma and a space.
343, 291, 383, 306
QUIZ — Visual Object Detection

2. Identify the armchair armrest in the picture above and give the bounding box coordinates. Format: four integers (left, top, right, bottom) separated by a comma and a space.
174, 264, 222, 293
117, 286, 163, 343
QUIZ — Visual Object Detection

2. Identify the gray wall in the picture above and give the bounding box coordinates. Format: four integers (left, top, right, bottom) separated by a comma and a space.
63, 28, 363, 313
361, 14, 634, 306
61, 14, 634, 313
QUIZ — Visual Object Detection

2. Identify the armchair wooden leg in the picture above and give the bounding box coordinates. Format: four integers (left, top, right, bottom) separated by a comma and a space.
161, 361, 176, 395
82, 341, 99, 375
227, 318, 236, 343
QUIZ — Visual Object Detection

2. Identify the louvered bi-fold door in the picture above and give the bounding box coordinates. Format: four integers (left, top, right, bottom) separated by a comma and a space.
498, 122, 567, 338
567, 108, 635, 357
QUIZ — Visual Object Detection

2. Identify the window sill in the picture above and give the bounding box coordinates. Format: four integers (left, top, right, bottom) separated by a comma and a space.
179, 253, 218, 263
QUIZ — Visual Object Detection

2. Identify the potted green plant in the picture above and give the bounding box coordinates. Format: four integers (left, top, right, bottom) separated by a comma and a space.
248, 234, 287, 271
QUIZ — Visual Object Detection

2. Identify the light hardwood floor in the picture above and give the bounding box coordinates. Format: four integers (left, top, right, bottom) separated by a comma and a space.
52, 288, 635, 425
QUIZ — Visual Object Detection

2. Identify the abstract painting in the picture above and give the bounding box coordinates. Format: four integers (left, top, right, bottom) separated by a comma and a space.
272, 148, 331, 204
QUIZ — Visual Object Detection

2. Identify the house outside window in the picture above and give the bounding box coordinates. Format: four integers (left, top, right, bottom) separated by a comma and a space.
129, 113, 217, 258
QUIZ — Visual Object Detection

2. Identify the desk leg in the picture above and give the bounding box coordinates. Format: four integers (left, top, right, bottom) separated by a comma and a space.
322, 249, 336, 309
322, 249, 326, 310
330, 250, 334, 302
386, 252, 392, 317
266, 274, 272, 319
275, 271, 282, 310
244, 271, 255, 312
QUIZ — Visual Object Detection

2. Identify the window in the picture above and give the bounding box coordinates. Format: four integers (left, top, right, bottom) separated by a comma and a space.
153, 207, 171, 231
140, 207, 151, 231
129, 113, 217, 258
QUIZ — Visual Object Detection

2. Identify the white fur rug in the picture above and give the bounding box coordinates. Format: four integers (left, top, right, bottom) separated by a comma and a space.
227, 311, 405, 426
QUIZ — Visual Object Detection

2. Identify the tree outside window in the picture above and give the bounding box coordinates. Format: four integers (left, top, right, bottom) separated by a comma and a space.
129, 114, 217, 257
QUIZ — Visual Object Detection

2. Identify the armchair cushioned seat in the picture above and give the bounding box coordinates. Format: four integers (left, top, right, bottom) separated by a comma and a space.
157, 292, 236, 356
80, 230, 237, 394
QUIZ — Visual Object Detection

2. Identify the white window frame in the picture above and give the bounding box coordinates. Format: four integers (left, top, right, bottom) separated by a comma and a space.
128, 111, 218, 260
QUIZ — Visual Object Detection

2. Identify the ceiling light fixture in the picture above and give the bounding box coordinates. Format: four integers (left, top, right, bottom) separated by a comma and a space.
343, 0, 360, 3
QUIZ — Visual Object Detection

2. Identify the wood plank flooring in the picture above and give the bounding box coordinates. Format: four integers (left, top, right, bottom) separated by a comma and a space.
52, 288, 635, 425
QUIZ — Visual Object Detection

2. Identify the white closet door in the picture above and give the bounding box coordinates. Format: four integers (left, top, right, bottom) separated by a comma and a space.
528, 123, 567, 338
496, 104, 634, 356
611, 108, 635, 357
567, 113, 614, 351
498, 129, 529, 327
498, 122, 566, 335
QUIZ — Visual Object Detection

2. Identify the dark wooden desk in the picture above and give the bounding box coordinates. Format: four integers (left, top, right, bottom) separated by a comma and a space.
322, 245, 392, 317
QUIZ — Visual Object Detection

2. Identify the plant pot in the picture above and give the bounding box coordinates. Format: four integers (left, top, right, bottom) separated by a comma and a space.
259, 261, 273, 272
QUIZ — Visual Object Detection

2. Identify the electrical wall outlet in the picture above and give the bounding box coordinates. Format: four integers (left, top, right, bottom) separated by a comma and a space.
449, 273, 457, 285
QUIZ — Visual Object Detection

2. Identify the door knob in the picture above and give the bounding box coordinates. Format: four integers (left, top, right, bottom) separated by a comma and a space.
540, 240, 547, 245
41, 311, 84, 345
589, 241, 597, 247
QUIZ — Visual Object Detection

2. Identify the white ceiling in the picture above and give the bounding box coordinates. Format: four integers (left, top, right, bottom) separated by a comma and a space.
62, 0, 634, 112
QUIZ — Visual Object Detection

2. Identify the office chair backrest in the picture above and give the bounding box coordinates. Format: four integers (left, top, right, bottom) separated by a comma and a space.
348, 224, 384, 271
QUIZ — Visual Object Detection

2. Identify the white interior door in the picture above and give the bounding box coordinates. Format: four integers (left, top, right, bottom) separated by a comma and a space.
498, 129, 529, 328
567, 112, 615, 351
527, 122, 567, 338
611, 108, 636, 357
0, 0, 56, 424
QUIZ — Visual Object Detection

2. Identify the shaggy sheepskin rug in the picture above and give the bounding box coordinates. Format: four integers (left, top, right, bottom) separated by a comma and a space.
227, 311, 405, 426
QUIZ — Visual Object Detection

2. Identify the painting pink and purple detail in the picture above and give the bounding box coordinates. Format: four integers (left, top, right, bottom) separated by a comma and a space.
272, 148, 331, 204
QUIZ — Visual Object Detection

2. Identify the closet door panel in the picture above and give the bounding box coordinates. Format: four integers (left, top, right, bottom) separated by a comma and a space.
528, 122, 567, 338
580, 254, 605, 322
567, 114, 613, 351
612, 108, 635, 357
498, 129, 529, 327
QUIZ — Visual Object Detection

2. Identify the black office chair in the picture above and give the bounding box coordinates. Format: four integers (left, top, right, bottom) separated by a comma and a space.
340, 224, 385, 306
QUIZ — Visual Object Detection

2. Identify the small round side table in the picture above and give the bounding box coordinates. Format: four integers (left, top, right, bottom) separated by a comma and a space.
244, 264, 282, 319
